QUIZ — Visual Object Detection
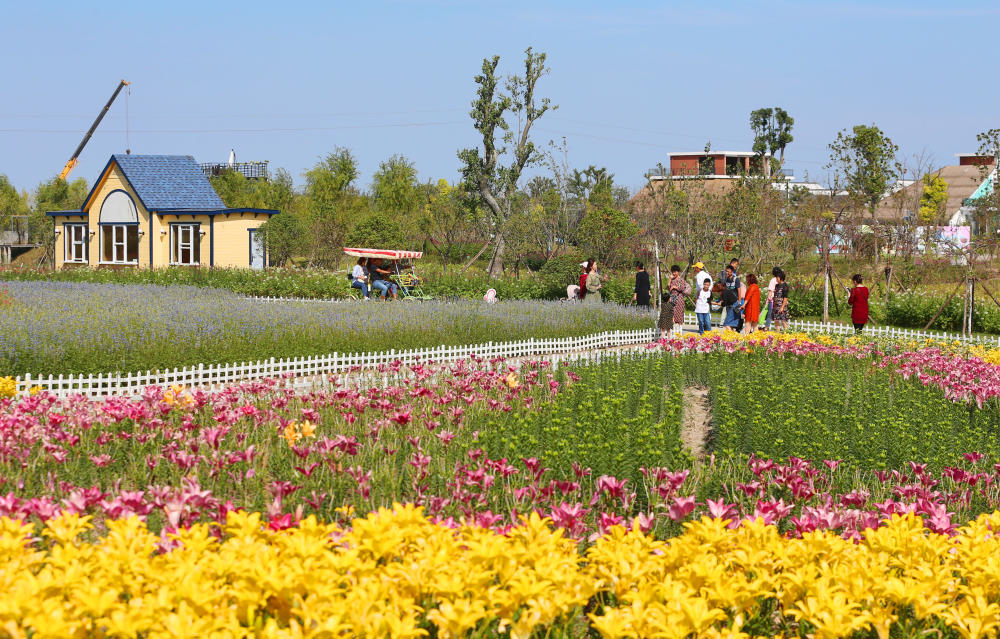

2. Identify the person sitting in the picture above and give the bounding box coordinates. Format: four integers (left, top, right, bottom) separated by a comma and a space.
351, 257, 370, 300
396, 260, 422, 288
369, 258, 398, 300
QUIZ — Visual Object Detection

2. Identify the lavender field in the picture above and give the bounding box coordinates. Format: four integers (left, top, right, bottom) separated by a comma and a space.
0, 281, 652, 376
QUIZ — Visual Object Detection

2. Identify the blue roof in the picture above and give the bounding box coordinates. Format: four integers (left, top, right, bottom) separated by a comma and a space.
85, 154, 226, 212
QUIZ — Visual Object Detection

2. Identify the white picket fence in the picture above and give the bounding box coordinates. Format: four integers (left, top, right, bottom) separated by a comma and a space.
16, 328, 660, 399
682, 312, 1000, 346
15, 314, 1000, 400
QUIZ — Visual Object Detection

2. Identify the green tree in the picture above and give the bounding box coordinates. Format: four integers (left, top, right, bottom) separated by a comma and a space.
31, 177, 89, 263
418, 179, 475, 271
750, 107, 795, 177
371, 155, 419, 215
303, 148, 366, 266
827, 124, 901, 219
918, 173, 948, 224
577, 198, 639, 267
345, 212, 405, 248
457, 47, 555, 277
698, 142, 715, 176
0, 175, 29, 227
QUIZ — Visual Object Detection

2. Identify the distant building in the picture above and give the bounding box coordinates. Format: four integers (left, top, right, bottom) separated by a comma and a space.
645, 151, 786, 179
47, 155, 279, 270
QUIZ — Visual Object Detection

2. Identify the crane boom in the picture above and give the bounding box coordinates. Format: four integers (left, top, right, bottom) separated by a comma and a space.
58, 79, 130, 180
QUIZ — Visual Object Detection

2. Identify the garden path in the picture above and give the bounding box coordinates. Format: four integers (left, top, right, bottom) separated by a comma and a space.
681, 385, 711, 460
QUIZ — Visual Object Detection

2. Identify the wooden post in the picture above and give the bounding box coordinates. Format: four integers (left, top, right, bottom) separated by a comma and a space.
884, 265, 892, 306
653, 239, 662, 310
823, 264, 830, 323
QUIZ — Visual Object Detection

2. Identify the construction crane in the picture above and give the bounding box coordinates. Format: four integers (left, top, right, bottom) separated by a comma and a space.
58, 79, 130, 180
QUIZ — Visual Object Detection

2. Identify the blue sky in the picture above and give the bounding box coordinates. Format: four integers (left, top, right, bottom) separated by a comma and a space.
2, 0, 998, 195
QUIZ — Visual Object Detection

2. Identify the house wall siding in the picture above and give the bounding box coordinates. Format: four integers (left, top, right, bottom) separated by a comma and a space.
212, 213, 267, 267
155, 214, 212, 266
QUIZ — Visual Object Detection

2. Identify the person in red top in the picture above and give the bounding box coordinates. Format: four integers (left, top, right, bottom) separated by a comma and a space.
847, 273, 869, 333
578, 259, 593, 301
742, 273, 761, 333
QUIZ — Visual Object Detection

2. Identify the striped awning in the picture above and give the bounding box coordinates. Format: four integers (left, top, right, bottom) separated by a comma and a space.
342, 247, 423, 259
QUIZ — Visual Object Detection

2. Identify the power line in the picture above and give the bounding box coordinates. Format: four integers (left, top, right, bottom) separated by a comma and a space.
0, 108, 466, 119
0, 120, 466, 134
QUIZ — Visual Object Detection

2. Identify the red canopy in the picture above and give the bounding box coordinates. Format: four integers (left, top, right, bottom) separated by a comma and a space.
342, 247, 423, 260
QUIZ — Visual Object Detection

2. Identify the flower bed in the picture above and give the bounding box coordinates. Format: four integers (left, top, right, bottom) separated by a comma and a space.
4, 333, 1000, 636
5, 507, 1000, 637
0, 281, 651, 376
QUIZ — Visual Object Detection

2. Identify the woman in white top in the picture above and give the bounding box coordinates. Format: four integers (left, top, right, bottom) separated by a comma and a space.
351, 257, 370, 300
764, 267, 780, 330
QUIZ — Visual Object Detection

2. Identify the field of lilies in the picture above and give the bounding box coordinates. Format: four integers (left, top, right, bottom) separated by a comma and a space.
4, 331, 1000, 636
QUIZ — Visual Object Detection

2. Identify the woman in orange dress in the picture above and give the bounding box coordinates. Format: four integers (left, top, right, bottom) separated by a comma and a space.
743, 273, 761, 333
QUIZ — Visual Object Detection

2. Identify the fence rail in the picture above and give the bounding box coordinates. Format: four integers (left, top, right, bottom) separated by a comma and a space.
15, 315, 1000, 399
17, 329, 661, 399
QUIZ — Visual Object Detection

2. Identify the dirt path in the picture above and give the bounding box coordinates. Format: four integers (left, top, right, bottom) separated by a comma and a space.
681, 385, 711, 461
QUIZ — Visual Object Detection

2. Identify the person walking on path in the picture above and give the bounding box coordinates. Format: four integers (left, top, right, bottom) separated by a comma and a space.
694, 278, 713, 334
632, 261, 651, 307
693, 261, 711, 291
771, 270, 790, 331
743, 273, 761, 333
847, 273, 870, 333
578, 260, 593, 301
583, 260, 602, 304
764, 267, 781, 330
659, 264, 691, 339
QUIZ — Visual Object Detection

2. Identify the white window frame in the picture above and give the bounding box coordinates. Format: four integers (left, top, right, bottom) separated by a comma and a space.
63, 223, 88, 263
169, 223, 201, 266
99, 224, 139, 265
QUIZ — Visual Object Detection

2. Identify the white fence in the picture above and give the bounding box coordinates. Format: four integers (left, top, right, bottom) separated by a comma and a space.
17, 329, 661, 399
682, 312, 1000, 346
15, 315, 1000, 399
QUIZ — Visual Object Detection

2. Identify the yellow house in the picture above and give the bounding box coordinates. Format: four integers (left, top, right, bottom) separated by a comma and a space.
47, 154, 279, 269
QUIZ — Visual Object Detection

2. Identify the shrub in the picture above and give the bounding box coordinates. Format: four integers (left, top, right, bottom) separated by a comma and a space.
539, 254, 585, 297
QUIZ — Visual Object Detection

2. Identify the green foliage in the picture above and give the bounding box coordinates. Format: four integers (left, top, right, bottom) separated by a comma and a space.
749, 107, 795, 170
256, 212, 304, 268
706, 352, 1000, 470
919, 173, 948, 224
345, 212, 407, 249
576, 205, 639, 268
30, 177, 89, 258
481, 354, 688, 485
371, 155, 419, 217
538, 254, 585, 295
457, 48, 555, 276
0, 175, 29, 226
827, 124, 901, 215
303, 148, 365, 266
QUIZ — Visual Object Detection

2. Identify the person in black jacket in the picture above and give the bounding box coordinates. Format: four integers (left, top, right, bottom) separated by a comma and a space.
632, 261, 651, 308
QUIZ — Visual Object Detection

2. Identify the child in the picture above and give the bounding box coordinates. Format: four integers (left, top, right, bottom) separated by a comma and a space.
695, 278, 713, 334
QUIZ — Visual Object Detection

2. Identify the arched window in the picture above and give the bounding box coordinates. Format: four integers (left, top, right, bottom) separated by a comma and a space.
99, 190, 139, 264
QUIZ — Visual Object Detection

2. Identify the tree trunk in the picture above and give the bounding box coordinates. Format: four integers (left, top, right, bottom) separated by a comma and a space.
487, 234, 506, 278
